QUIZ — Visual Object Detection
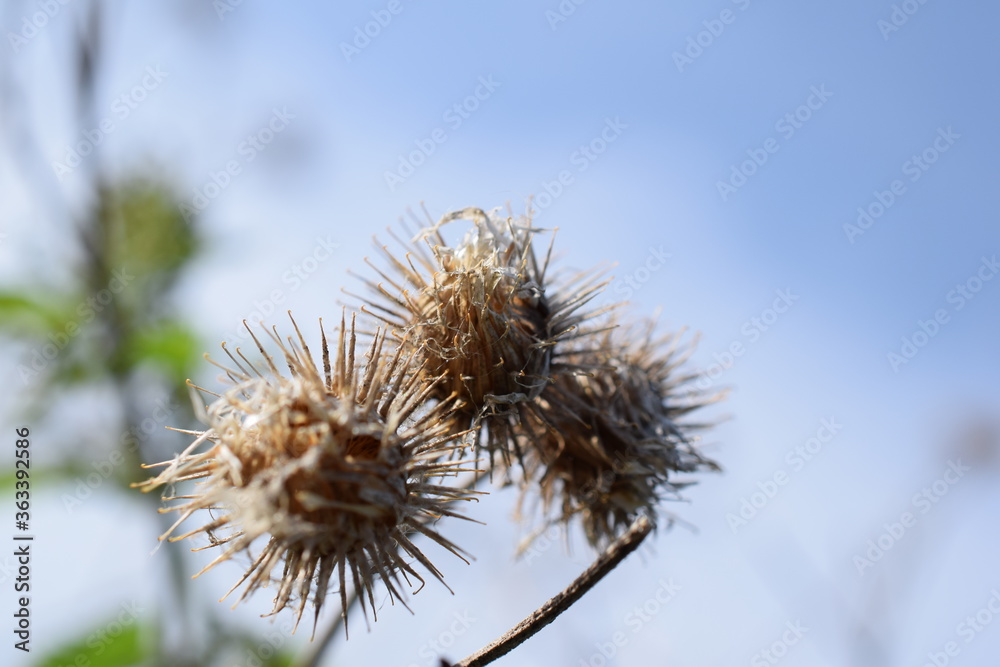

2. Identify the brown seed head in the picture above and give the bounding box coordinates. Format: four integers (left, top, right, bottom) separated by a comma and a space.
518, 319, 723, 548
135, 313, 478, 636
350, 206, 608, 469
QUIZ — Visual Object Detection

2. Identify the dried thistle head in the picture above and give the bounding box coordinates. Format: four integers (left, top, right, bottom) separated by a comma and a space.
135, 313, 478, 636
518, 319, 723, 548
350, 206, 607, 469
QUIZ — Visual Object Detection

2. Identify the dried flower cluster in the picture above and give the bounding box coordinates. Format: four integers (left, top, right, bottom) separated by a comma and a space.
138, 205, 721, 635
518, 321, 723, 547
137, 315, 477, 634
351, 207, 607, 469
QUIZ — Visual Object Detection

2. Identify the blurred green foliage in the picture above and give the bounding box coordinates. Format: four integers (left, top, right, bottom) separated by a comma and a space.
35, 619, 150, 667
0, 178, 201, 391
99, 180, 199, 282
126, 319, 202, 380
0, 293, 74, 336
0, 3, 315, 662
0, 176, 219, 666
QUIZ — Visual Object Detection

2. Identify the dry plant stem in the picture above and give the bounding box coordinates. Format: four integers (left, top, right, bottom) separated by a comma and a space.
452, 515, 653, 667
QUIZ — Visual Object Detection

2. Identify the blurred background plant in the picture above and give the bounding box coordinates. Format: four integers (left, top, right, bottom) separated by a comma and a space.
0, 2, 297, 665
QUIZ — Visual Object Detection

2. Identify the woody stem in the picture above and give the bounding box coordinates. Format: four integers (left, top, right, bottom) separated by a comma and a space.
450, 515, 654, 667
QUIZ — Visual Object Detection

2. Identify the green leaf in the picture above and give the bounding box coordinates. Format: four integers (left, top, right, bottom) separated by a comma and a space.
230, 633, 298, 667
35, 617, 152, 667
265, 650, 296, 667
99, 178, 200, 281
127, 320, 201, 377
0, 463, 83, 493
0, 291, 74, 337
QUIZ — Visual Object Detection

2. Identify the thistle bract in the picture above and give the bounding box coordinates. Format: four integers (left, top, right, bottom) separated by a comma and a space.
137, 314, 477, 635
352, 207, 607, 470
519, 320, 722, 548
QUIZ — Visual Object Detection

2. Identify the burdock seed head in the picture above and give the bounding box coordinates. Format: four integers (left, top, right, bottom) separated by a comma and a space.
135, 313, 479, 636
350, 206, 608, 469
517, 318, 723, 549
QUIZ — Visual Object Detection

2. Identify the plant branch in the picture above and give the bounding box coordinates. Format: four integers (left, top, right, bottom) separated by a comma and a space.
450, 515, 653, 667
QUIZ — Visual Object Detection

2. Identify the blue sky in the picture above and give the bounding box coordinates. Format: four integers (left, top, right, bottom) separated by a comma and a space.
2, 1, 999, 666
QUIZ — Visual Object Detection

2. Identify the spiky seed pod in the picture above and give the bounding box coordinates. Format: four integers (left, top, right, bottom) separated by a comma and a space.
517, 320, 722, 548
350, 207, 608, 469
135, 313, 479, 636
